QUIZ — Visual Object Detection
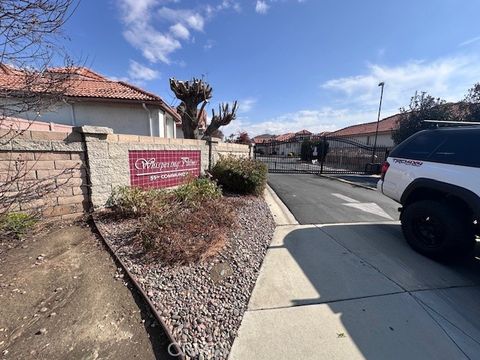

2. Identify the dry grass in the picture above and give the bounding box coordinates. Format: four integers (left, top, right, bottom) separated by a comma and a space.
107, 180, 238, 265
138, 198, 236, 265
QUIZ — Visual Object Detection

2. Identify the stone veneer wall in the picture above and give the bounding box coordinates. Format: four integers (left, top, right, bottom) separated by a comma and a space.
78, 126, 251, 209
1, 126, 251, 216
0, 129, 88, 219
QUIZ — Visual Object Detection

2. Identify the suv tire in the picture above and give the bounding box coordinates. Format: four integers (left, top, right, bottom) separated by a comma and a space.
400, 200, 474, 259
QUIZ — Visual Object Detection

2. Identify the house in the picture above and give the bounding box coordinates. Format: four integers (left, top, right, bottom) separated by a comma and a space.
0, 64, 182, 138
327, 114, 400, 148
253, 129, 313, 155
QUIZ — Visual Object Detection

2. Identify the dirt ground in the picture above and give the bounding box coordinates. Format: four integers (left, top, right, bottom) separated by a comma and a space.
0, 222, 175, 360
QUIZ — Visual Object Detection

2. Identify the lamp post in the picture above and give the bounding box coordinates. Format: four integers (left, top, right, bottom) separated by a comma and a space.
371, 81, 385, 163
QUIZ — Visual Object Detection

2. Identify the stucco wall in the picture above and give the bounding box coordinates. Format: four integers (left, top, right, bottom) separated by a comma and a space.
349, 133, 394, 147
10, 100, 183, 138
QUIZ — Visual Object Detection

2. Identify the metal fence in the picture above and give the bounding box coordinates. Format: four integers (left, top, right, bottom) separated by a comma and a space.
255, 136, 391, 175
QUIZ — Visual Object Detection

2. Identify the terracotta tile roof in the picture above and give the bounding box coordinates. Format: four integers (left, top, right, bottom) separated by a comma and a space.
295, 129, 312, 135
252, 134, 275, 144
274, 132, 295, 142
311, 131, 331, 140
330, 114, 400, 137
0, 65, 181, 122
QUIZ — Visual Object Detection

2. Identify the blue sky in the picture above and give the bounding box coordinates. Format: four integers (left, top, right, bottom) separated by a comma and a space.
61, 0, 480, 136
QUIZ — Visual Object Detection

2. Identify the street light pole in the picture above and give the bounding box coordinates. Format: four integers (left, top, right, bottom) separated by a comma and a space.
371, 81, 385, 163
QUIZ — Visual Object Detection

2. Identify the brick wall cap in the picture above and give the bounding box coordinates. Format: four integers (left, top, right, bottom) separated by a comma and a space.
74, 126, 113, 135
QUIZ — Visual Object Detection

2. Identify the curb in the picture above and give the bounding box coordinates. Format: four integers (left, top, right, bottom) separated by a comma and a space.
90, 215, 184, 360
263, 185, 299, 226
318, 174, 378, 191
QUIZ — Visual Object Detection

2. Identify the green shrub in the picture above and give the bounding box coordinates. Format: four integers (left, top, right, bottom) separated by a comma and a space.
174, 177, 222, 205
0, 212, 37, 239
211, 155, 268, 196
301, 139, 330, 162
108, 186, 167, 216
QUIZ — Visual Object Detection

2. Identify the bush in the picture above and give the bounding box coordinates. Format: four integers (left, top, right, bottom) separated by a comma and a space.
108, 178, 235, 265
287, 152, 295, 157
0, 212, 37, 239
211, 155, 268, 196
301, 139, 329, 162
174, 177, 222, 205
108, 186, 167, 216
139, 198, 235, 265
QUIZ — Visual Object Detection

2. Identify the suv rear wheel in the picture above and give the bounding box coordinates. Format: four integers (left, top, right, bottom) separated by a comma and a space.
400, 200, 474, 259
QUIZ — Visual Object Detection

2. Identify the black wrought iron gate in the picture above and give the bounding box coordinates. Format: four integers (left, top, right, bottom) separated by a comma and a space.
255, 136, 390, 175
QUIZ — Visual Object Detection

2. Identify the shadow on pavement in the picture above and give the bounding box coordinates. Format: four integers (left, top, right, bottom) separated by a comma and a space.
324, 174, 380, 189
279, 224, 480, 359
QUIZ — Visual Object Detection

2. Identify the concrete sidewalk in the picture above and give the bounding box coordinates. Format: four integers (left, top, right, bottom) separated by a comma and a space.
229, 223, 480, 360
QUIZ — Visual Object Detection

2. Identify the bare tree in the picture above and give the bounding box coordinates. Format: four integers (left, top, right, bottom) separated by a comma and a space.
0, 0, 78, 144
0, 0, 79, 216
204, 101, 238, 139
170, 78, 213, 139
169, 77, 238, 139
462, 83, 480, 121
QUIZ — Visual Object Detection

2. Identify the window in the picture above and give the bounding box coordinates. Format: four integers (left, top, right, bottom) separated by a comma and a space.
391, 132, 446, 161
166, 116, 175, 138
428, 132, 480, 168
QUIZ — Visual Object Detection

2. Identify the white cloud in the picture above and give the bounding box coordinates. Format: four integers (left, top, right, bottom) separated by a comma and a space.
170, 23, 190, 40
459, 35, 480, 47
238, 98, 257, 113
119, 0, 182, 64
255, 1, 270, 14
124, 25, 181, 64
203, 39, 216, 51
322, 55, 480, 111
206, 1, 241, 17
254, 0, 305, 15
222, 107, 379, 137
225, 54, 480, 137
119, 0, 157, 24
118, 1, 239, 64
128, 60, 160, 81
158, 7, 205, 31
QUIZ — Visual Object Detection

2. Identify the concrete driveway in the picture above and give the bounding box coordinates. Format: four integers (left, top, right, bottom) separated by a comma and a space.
229, 175, 480, 360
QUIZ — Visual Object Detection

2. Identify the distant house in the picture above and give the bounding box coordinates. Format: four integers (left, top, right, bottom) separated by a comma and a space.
328, 114, 400, 148
0, 64, 182, 138
253, 129, 313, 155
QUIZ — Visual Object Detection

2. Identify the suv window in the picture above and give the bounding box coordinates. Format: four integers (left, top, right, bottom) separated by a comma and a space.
392, 132, 446, 161
428, 133, 480, 167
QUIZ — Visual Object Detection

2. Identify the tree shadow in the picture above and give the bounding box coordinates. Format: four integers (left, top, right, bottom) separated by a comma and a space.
277, 224, 480, 358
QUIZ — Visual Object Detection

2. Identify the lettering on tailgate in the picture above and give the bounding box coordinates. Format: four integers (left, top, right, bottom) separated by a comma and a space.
393, 158, 423, 167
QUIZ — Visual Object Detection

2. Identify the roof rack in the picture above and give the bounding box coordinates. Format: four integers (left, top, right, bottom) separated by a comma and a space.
423, 120, 480, 126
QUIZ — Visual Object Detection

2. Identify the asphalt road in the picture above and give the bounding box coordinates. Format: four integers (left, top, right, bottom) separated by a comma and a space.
231, 173, 480, 359
268, 173, 399, 224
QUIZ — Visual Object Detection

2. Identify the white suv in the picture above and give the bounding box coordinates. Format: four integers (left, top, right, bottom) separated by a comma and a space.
378, 127, 480, 259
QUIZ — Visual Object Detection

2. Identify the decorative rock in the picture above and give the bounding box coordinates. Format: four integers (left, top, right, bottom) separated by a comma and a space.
95, 196, 275, 360
36, 328, 47, 335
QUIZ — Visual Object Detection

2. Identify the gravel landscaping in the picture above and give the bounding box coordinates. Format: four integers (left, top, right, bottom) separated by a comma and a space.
95, 195, 275, 359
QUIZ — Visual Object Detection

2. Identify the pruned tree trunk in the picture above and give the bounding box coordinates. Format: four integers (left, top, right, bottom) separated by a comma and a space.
204, 101, 238, 139
170, 78, 212, 139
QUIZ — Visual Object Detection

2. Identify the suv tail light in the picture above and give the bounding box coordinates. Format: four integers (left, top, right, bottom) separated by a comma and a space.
380, 161, 390, 181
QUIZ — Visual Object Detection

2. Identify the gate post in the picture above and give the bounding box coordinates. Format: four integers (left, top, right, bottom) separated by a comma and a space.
207, 137, 218, 172
320, 136, 326, 174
